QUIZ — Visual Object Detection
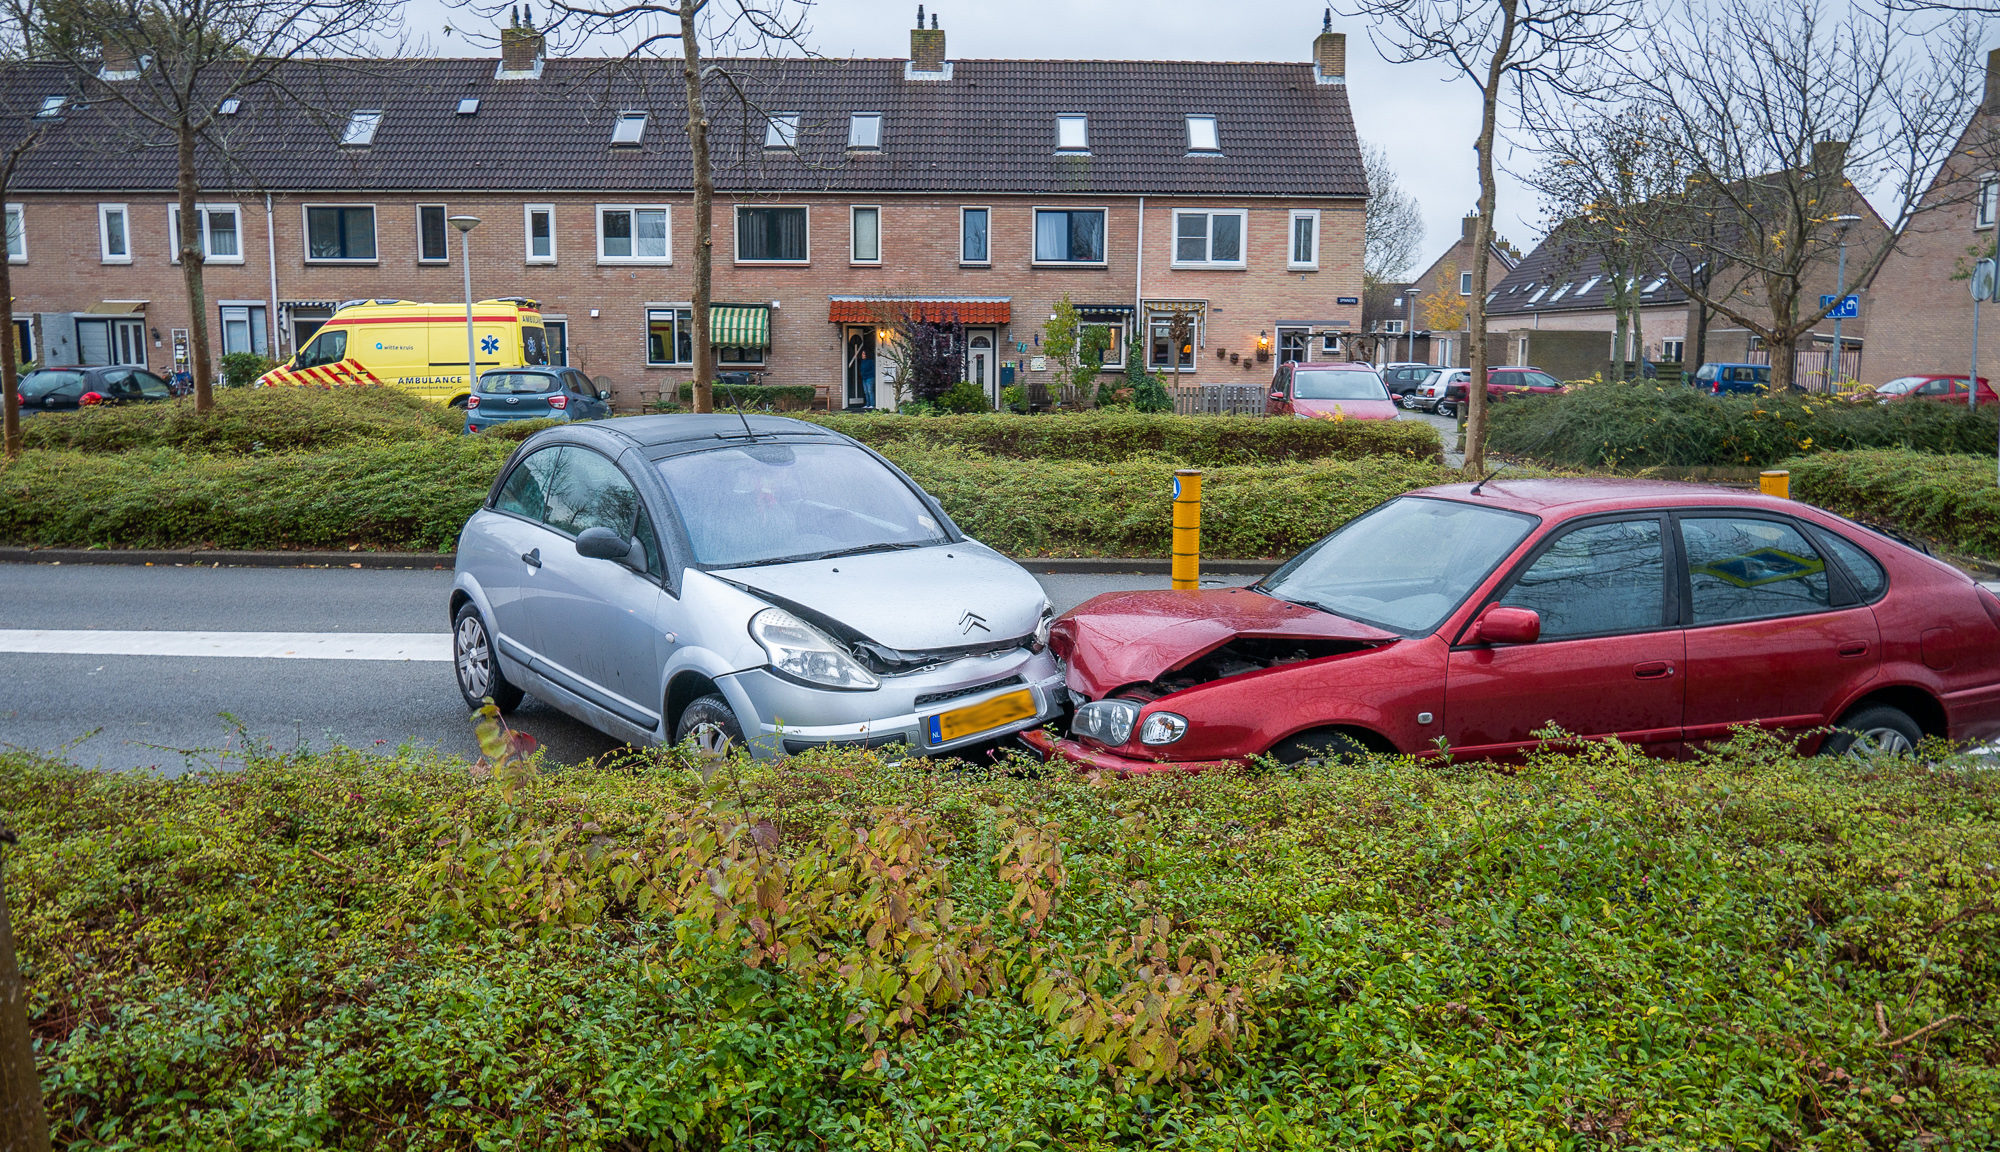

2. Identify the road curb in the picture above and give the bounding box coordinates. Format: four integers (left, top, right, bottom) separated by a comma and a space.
0, 547, 1285, 575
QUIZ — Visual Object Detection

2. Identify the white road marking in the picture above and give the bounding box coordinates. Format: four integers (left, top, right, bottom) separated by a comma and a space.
0, 630, 451, 661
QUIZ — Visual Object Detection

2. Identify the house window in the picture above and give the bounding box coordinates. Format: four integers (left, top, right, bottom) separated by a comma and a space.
1323, 332, 1341, 354
304, 205, 376, 262
1078, 314, 1127, 369
1289, 209, 1319, 269
456, 97, 480, 115
1644, 276, 1667, 294
76, 317, 145, 365
1979, 177, 1998, 229
11, 319, 33, 363
736, 205, 808, 263
1382, 319, 1405, 335
1172, 209, 1245, 268
1186, 115, 1219, 153
598, 206, 670, 262
171, 203, 244, 263
1661, 338, 1685, 363
848, 112, 882, 150
960, 207, 989, 264
418, 204, 448, 263
646, 306, 694, 366
35, 96, 64, 118
1278, 327, 1311, 362
1146, 311, 1200, 371
289, 305, 332, 350
1459, 270, 1473, 295
219, 302, 269, 357
765, 112, 800, 149
525, 204, 555, 263
850, 205, 880, 264
1519, 337, 1531, 365
1437, 338, 1454, 366
98, 204, 130, 263
1576, 275, 1600, 297
340, 110, 382, 147
1055, 114, 1089, 152
218, 97, 240, 115
610, 110, 647, 146
1034, 208, 1106, 264
543, 319, 567, 366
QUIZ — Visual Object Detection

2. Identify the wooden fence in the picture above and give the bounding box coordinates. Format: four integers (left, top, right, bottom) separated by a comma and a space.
1169, 383, 1269, 416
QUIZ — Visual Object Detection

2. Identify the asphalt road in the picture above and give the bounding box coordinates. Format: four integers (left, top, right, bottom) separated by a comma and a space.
0, 563, 1250, 774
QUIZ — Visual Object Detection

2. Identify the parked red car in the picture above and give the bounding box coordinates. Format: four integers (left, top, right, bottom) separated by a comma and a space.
1431, 366, 1567, 417
1266, 362, 1399, 420
1864, 374, 1998, 406
1024, 479, 2000, 773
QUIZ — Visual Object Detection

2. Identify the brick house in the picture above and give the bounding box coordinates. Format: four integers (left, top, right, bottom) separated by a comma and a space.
0, 15, 1368, 410
1399, 214, 1520, 368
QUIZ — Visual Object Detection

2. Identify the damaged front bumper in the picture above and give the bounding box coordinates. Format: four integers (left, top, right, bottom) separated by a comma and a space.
1017, 728, 1243, 776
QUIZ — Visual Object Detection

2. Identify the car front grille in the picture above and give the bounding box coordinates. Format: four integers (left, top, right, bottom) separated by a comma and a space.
914, 675, 1025, 710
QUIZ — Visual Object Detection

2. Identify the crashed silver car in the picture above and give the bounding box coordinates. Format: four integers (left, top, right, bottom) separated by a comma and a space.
449, 414, 1063, 757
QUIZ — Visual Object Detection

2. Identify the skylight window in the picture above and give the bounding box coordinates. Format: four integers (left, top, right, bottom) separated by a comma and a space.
219, 97, 241, 115
1547, 281, 1573, 302
1527, 286, 1547, 304
765, 112, 799, 149
1576, 275, 1600, 296
1056, 114, 1089, 152
1186, 115, 1219, 153
610, 110, 647, 146
36, 95, 65, 118
457, 97, 480, 115
848, 112, 881, 150
1644, 276, 1667, 294
341, 109, 382, 147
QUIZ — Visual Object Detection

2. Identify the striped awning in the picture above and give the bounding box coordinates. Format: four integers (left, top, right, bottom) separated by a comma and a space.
828, 296, 1011, 325
710, 305, 770, 348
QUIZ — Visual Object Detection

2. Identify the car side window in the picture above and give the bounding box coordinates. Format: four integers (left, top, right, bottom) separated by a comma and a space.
1495, 518, 1666, 640
133, 371, 171, 398
1810, 528, 1888, 601
1681, 516, 1832, 624
494, 446, 561, 521
540, 447, 642, 539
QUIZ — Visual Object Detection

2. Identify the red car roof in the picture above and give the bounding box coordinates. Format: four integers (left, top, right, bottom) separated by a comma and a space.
1412, 477, 1793, 516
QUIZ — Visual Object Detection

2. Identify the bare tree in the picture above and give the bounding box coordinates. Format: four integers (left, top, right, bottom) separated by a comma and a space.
1362, 141, 1424, 285
7, 0, 410, 415
1338, 0, 1639, 471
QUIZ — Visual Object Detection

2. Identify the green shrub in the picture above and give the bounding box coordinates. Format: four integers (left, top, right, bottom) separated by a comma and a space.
218, 351, 276, 390
471, 415, 565, 441
18, 386, 463, 453
1787, 449, 2000, 559
1488, 379, 2000, 468
674, 381, 818, 410
7, 732, 1997, 1148
932, 378, 993, 414
811, 410, 1442, 465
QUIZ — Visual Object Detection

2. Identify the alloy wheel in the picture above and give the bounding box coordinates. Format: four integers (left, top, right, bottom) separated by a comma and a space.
1848, 726, 1915, 759
688, 721, 736, 760
455, 615, 493, 699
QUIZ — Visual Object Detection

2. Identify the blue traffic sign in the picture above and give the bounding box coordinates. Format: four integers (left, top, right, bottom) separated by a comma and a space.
1820, 294, 1859, 319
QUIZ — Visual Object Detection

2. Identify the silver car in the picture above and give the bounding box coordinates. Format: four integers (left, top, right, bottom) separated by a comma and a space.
449, 414, 1064, 758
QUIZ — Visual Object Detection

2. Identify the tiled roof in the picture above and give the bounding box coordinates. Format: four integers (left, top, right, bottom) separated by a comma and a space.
828, 296, 1011, 324
1485, 228, 1693, 318
0, 56, 1366, 197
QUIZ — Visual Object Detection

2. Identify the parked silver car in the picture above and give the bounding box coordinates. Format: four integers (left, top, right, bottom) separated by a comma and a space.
450, 414, 1064, 758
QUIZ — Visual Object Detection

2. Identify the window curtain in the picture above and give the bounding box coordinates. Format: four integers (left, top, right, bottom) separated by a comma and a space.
1035, 211, 1066, 261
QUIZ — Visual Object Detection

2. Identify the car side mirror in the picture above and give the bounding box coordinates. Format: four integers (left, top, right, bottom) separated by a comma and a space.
1471, 605, 1540, 645
597, 389, 611, 401
575, 525, 642, 569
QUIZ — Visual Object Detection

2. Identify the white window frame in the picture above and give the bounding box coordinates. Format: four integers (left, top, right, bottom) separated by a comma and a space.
524, 203, 556, 264
597, 204, 673, 264
645, 302, 694, 367
1382, 319, 1405, 335
1979, 174, 1997, 229
1055, 114, 1089, 153
1288, 209, 1319, 270
1145, 310, 1203, 373
98, 203, 131, 264
3, 204, 21, 263
1032, 206, 1109, 267
340, 109, 382, 148
610, 110, 647, 147
299, 203, 377, 264
765, 112, 800, 149
35, 96, 64, 118
848, 112, 882, 150
960, 205, 991, 266
1277, 325, 1312, 363
1519, 337, 1531, 365
1170, 208, 1247, 270
1079, 316, 1127, 370
218, 300, 270, 357
1185, 115, 1220, 154
849, 204, 881, 265
734, 204, 810, 265
416, 203, 449, 265
1661, 338, 1686, 362
1459, 270, 1473, 295
456, 97, 480, 115
170, 202, 246, 265
717, 335, 766, 368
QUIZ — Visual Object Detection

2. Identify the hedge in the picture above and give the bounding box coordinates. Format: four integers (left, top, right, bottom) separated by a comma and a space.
1487, 379, 2000, 469
1788, 449, 2000, 560
8, 733, 1997, 1147
676, 381, 819, 410
806, 410, 1444, 465
17, 386, 463, 454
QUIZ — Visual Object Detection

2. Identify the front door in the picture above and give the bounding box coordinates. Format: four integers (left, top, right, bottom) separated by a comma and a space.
844, 327, 877, 410
967, 329, 996, 407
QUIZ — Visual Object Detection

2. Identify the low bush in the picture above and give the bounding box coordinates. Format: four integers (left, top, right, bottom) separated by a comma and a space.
674, 381, 818, 411
218, 351, 276, 390
7, 732, 1997, 1148
1788, 449, 2000, 559
1487, 379, 2000, 469
811, 410, 1443, 465
17, 385, 463, 454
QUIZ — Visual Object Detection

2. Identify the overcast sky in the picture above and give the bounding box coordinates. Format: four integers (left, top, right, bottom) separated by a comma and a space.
411, 0, 1542, 276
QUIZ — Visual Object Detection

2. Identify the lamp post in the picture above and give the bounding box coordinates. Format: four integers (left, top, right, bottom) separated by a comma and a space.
1829, 214, 1861, 393
448, 215, 481, 400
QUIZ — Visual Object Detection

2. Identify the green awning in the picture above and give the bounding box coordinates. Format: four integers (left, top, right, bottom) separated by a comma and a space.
711, 305, 769, 349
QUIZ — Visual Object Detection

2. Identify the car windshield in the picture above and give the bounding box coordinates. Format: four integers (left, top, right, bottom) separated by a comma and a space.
658, 442, 950, 568
19, 370, 85, 398
480, 372, 559, 395
1261, 496, 1537, 634
1294, 370, 1389, 401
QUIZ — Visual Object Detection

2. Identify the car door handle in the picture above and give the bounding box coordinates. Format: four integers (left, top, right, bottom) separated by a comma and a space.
1633, 661, 1674, 680
521, 548, 542, 568
1838, 642, 1869, 658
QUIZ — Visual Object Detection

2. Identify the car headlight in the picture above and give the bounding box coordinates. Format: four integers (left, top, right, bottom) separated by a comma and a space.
1030, 602, 1055, 653
748, 608, 880, 691
1072, 698, 1141, 746
1140, 712, 1188, 745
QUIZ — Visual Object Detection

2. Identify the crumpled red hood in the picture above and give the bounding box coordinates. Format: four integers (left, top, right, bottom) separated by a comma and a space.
1051, 587, 1398, 698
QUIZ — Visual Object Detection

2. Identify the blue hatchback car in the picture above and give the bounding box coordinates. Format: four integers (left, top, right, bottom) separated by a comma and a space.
466, 367, 611, 433
1690, 362, 1773, 395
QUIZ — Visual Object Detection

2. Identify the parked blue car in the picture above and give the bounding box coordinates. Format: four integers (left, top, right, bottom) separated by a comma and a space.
1690, 362, 1773, 395
466, 367, 611, 433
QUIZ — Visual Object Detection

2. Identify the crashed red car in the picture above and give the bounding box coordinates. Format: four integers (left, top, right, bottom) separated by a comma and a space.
1023, 479, 2000, 773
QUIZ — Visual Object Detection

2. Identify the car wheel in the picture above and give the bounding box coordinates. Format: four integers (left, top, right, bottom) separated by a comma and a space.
1822, 704, 1923, 759
1268, 729, 1372, 767
1435, 400, 1457, 419
448, 395, 470, 410
676, 693, 745, 759
453, 603, 524, 713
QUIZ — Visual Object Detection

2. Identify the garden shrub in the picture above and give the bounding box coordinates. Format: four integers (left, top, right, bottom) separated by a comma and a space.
674, 381, 818, 410
1788, 449, 2000, 559
7, 731, 1997, 1148
1487, 379, 2000, 468
811, 410, 1442, 465
18, 385, 463, 453
218, 351, 276, 390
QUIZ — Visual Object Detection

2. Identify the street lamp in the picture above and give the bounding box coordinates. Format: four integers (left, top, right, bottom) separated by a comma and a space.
1828, 214, 1862, 393
448, 215, 481, 401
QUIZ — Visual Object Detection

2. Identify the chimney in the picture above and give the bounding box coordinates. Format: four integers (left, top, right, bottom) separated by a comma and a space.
1314, 9, 1346, 85
500, 5, 545, 78
1462, 213, 1481, 244
1811, 138, 1848, 179
908, 6, 949, 79
97, 39, 142, 80
1986, 47, 2000, 114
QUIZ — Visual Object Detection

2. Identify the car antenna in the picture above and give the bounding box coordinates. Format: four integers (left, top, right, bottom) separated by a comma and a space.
714, 380, 759, 440
1468, 463, 1506, 496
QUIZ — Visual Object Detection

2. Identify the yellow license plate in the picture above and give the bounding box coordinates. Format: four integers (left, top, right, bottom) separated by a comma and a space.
928, 688, 1037, 745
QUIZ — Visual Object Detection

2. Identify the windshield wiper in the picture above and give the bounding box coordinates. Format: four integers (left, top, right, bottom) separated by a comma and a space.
728, 540, 935, 568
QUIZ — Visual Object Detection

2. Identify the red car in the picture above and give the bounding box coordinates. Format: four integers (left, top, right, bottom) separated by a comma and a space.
1865, 375, 1998, 406
1266, 362, 1400, 420
1433, 366, 1567, 417
1024, 479, 2000, 773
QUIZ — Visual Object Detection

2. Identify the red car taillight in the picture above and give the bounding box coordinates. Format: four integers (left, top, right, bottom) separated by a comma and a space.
1711, 382, 1722, 395
466, 395, 480, 409
548, 394, 568, 410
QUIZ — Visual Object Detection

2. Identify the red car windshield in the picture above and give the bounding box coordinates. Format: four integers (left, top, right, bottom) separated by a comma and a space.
1261, 496, 1537, 634
1294, 370, 1389, 401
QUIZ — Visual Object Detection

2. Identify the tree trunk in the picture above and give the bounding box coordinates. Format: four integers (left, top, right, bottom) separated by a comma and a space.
176, 121, 213, 414
1692, 299, 1709, 371
1464, 0, 1520, 475
681, 10, 713, 415
1630, 297, 1645, 382
1769, 333, 1796, 392
1611, 307, 1629, 382
0, 844, 52, 1152
1, 225, 18, 460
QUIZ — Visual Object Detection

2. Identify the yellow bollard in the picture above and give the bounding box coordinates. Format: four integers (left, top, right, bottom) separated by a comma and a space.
1760, 469, 1790, 499
1171, 469, 1202, 590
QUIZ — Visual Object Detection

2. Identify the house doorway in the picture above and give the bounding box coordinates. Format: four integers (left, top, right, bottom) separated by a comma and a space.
966, 328, 996, 407
844, 326, 877, 410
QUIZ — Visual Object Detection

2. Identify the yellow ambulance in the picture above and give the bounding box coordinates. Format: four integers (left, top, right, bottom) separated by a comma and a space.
256, 298, 551, 406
